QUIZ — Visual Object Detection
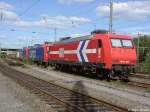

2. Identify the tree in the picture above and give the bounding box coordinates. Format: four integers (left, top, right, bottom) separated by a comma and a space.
144, 49, 150, 72
133, 35, 150, 73
133, 35, 150, 63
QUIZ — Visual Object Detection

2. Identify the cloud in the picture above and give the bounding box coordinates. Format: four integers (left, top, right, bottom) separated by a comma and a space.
69, 33, 88, 38
0, 2, 18, 22
0, 34, 6, 38
139, 32, 150, 36
41, 16, 91, 28
132, 31, 150, 36
12, 16, 90, 29
1, 11, 90, 29
0, 2, 90, 29
96, 1, 150, 20
1, 10, 19, 21
13, 20, 31, 27
17, 36, 39, 41
0, 2, 13, 10
117, 25, 150, 36
58, 0, 94, 4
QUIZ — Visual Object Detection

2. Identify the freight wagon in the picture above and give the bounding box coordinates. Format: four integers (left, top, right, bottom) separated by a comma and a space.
21, 43, 52, 66
36, 43, 52, 67
22, 47, 28, 64
28, 44, 41, 64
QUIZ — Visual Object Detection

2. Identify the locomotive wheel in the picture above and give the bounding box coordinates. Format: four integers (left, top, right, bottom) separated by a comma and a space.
44, 62, 48, 68
119, 75, 129, 82
63, 64, 69, 72
97, 68, 105, 80
104, 70, 111, 82
106, 73, 111, 82
55, 64, 60, 70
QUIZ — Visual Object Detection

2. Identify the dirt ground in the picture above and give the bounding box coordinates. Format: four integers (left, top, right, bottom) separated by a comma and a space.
0, 72, 55, 112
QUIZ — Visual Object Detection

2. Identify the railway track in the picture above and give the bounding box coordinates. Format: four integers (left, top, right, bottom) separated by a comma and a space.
127, 81, 150, 89
3, 59, 150, 93
129, 74, 150, 89
131, 73, 150, 79
5, 58, 150, 89
0, 63, 128, 112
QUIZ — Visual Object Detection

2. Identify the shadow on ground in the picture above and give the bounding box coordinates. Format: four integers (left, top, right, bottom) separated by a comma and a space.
65, 81, 96, 112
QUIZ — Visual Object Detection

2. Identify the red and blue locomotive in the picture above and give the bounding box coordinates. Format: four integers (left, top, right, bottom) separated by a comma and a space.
21, 30, 137, 80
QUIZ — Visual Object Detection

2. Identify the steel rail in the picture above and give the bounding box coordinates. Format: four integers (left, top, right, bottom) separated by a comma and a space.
128, 81, 150, 89
131, 74, 150, 79
0, 63, 128, 112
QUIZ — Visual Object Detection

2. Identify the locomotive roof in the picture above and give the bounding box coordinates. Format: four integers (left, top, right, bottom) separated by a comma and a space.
54, 33, 131, 44
55, 35, 92, 44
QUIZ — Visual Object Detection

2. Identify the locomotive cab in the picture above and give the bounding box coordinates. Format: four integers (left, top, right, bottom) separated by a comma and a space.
110, 35, 136, 79
94, 33, 137, 80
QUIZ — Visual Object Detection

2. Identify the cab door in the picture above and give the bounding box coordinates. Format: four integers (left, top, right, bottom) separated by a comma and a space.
97, 39, 102, 63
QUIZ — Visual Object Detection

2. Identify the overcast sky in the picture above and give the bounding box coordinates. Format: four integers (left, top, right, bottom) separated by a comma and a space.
0, 0, 150, 48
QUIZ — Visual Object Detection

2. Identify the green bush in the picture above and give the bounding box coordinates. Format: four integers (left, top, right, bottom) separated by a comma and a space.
144, 51, 150, 73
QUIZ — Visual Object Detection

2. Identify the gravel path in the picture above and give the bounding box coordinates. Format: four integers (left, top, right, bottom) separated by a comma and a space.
11, 65, 150, 112
0, 71, 56, 112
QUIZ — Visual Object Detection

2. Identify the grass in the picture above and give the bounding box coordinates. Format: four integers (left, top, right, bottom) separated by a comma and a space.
144, 88, 150, 93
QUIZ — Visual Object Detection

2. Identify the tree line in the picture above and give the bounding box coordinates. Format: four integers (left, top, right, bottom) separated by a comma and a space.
133, 35, 150, 73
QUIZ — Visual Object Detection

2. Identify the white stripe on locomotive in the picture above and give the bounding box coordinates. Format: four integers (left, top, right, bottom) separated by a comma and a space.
49, 40, 96, 62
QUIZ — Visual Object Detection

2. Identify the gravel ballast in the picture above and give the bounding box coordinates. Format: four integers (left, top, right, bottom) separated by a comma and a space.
11, 64, 150, 112
0, 71, 57, 112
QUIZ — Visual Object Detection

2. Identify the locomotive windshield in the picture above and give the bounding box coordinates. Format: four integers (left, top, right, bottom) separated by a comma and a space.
111, 39, 122, 47
111, 38, 133, 48
122, 39, 133, 48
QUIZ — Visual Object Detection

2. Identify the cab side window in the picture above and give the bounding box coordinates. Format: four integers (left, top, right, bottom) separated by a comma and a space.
98, 39, 102, 48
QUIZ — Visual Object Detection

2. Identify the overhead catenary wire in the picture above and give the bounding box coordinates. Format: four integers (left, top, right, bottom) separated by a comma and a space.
19, 0, 40, 17
1, 0, 107, 34
1, 0, 140, 36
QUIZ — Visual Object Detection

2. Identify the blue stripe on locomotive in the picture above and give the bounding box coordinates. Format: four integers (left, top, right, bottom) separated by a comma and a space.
36, 46, 44, 62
